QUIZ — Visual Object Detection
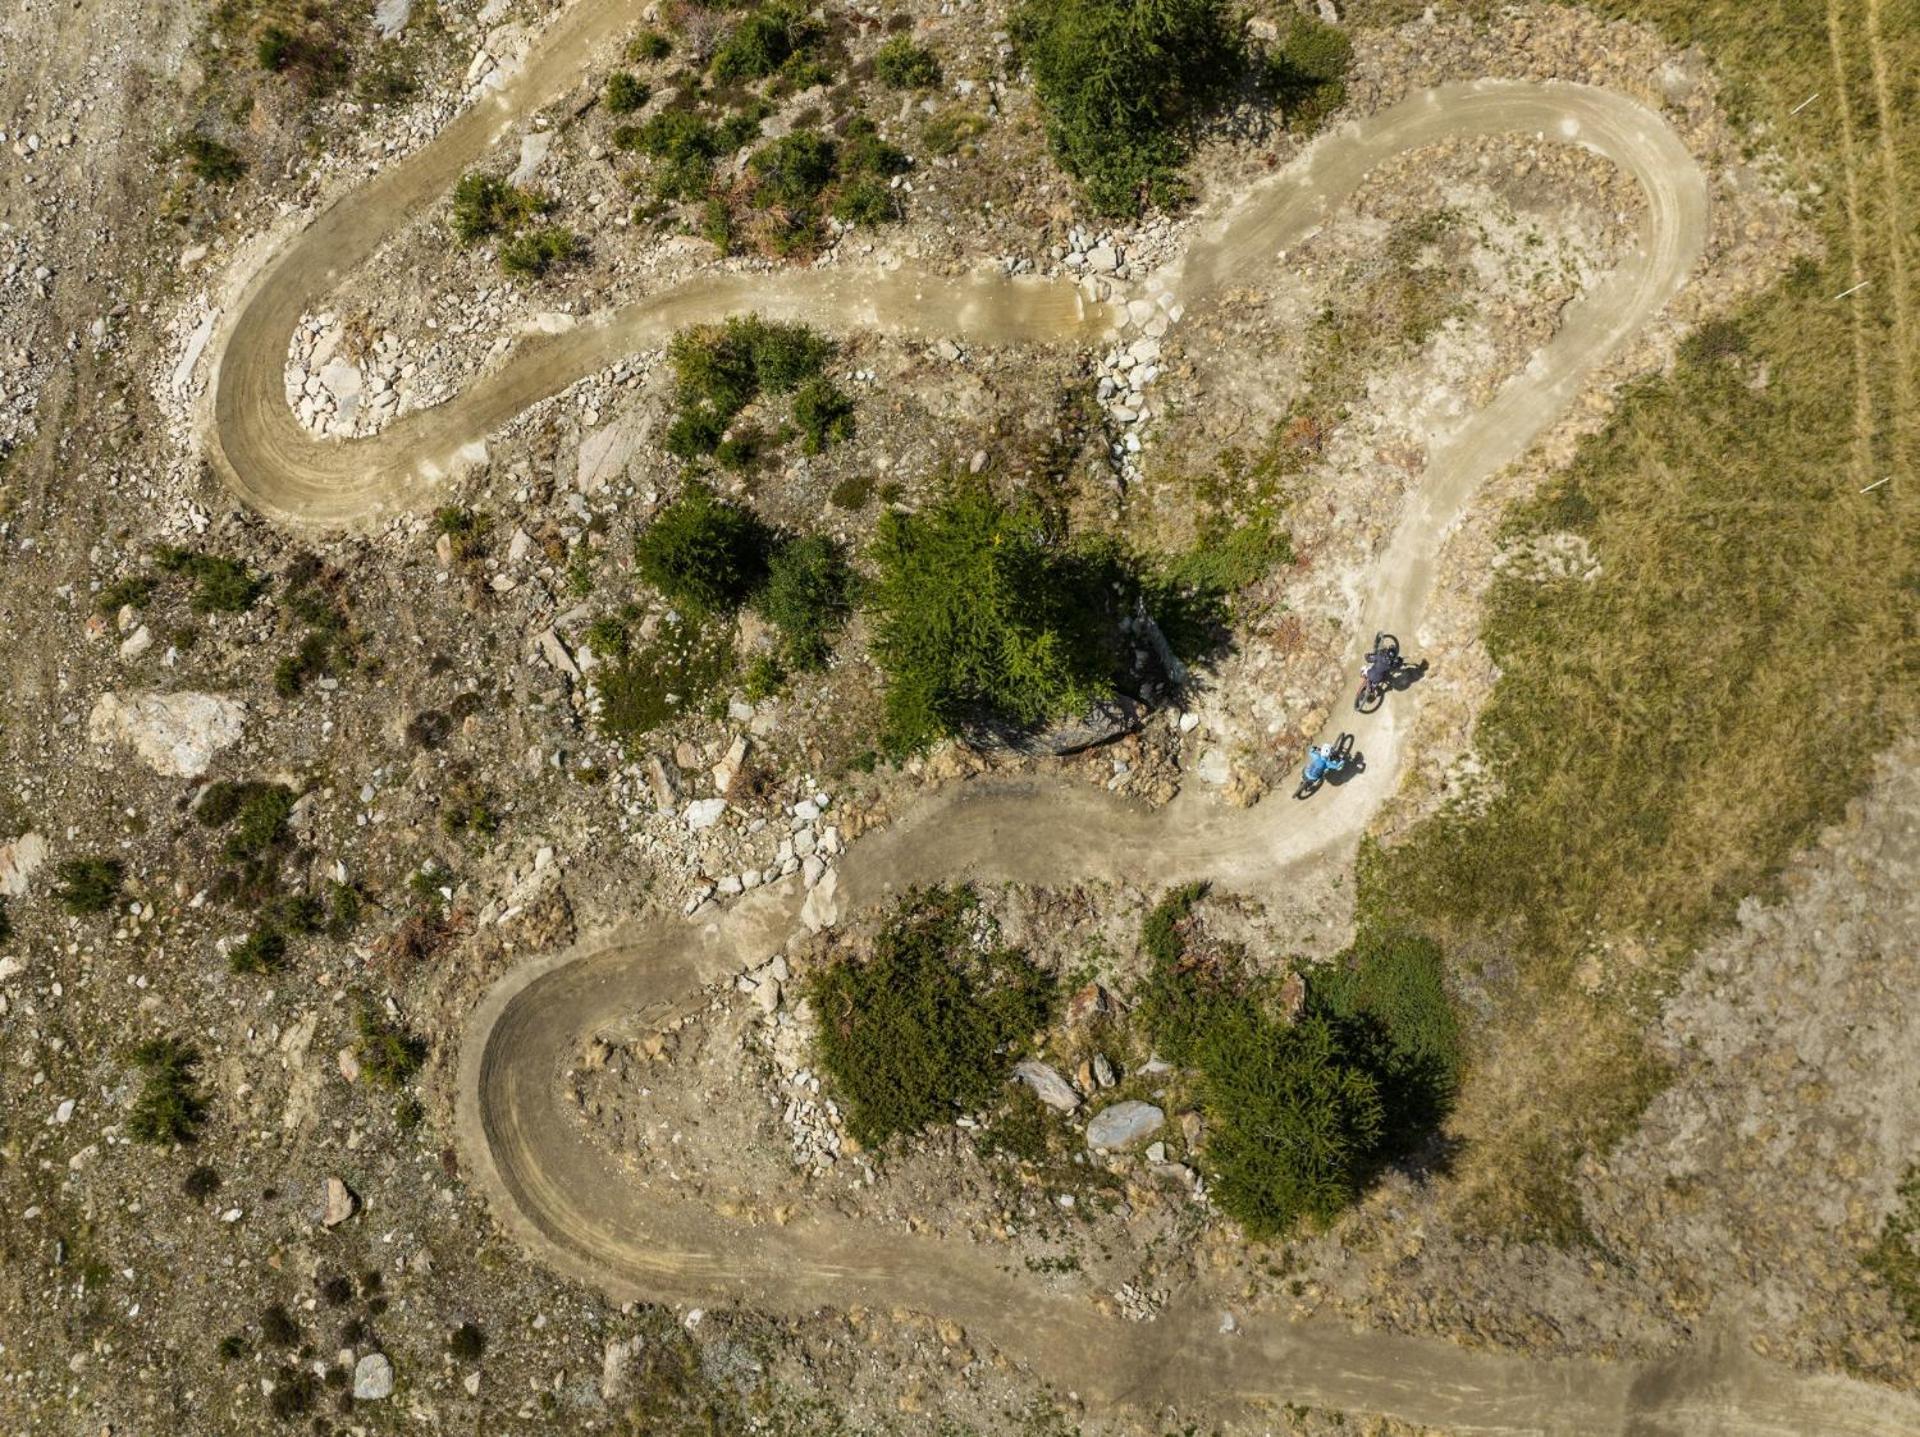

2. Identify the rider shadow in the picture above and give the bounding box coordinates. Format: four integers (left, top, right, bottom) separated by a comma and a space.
1389, 658, 1432, 694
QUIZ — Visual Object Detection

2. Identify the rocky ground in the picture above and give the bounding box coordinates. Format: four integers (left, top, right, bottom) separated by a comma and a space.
0, 0, 1910, 1432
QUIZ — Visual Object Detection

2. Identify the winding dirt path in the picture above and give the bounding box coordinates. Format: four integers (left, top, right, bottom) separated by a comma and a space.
197, 8, 1920, 1428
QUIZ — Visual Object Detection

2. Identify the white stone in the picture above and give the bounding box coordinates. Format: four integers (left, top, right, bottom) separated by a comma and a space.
88, 691, 246, 778
683, 798, 728, 831
0, 833, 48, 898
352, 1352, 394, 1401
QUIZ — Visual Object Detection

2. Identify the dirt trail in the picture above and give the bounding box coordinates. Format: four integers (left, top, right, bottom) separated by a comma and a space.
195, 4, 1920, 1428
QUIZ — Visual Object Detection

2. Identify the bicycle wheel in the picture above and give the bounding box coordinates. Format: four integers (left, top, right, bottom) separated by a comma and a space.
1354, 681, 1384, 714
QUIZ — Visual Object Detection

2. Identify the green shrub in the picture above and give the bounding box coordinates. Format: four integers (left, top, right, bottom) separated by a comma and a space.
450, 172, 548, 243
127, 1037, 207, 1145
742, 652, 786, 700
711, 4, 815, 83
197, 781, 296, 864
757, 534, 853, 669
499, 225, 580, 279
865, 481, 1117, 749
922, 108, 988, 157
873, 35, 941, 89
0, 896, 10, 945
604, 70, 650, 115
1011, 0, 1246, 214
791, 377, 855, 454
355, 1007, 427, 1090
441, 783, 500, 840
748, 129, 837, 211
54, 857, 124, 916
808, 887, 1054, 1147
95, 574, 157, 614
627, 30, 672, 62
635, 484, 772, 616
663, 315, 836, 457
621, 109, 725, 201
831, 176, 897, 226
156, 547, 266, 613
1133, 889, 1460, 1239
829, 473, 875, 509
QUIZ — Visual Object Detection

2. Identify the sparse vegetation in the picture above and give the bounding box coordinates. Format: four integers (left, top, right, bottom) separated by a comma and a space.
627, 30, 672, 63
809, 887, 1054, 1147
662, 315, 843, 460
155, 546, 266, 614
355, 1006, 427, 1091
589, 608, 736, 744
1868, 1164, 1920, 1337
126, 1038, 207, 1146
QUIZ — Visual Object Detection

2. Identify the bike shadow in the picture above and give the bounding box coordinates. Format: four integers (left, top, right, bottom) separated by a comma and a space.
1326, 751, 1367, 787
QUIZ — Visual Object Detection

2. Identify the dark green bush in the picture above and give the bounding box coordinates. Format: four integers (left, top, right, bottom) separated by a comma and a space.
228, 925, 289, 976
809, 887, 1054, 1146
450, 1323, 487, 1362
499, 225, 581, 279
604, 70, 650, 115
748, 129, 838, 211
260, 1304, 300, 1347
1133, 890, 1460, 1239
183, 1164, 222, 1199
55, 857, 124, 916
634, 483, 772, 616
127, 1037, 207, 1145
757, 534, 853, 669
865, 481, 1117, 749
831, 176, 897, 225
711, 4, 815, 83
450, 172, 548, 243
791, 377, 855, 454
621, 109, 725, 201
355, 1007, 427, 1090
627, 30, 673, 62
1193, 1008, 1384, 1237
1011, 0, 1245, 214
95, 574, 157, 614
873, 35, 941, 89
0, 896, 10, 945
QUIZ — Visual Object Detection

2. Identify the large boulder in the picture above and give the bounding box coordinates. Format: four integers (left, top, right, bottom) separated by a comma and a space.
88, 691, 246, 778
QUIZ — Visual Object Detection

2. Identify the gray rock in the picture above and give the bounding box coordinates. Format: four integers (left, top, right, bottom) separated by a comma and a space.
1086, 1100, 1164, 1150
1092, 1052, 1116, 1088
1013, 1060, 1080, 1113
683, 798, 728, 831
963, 695, 1143, 756
352, 1351, 394, 1401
